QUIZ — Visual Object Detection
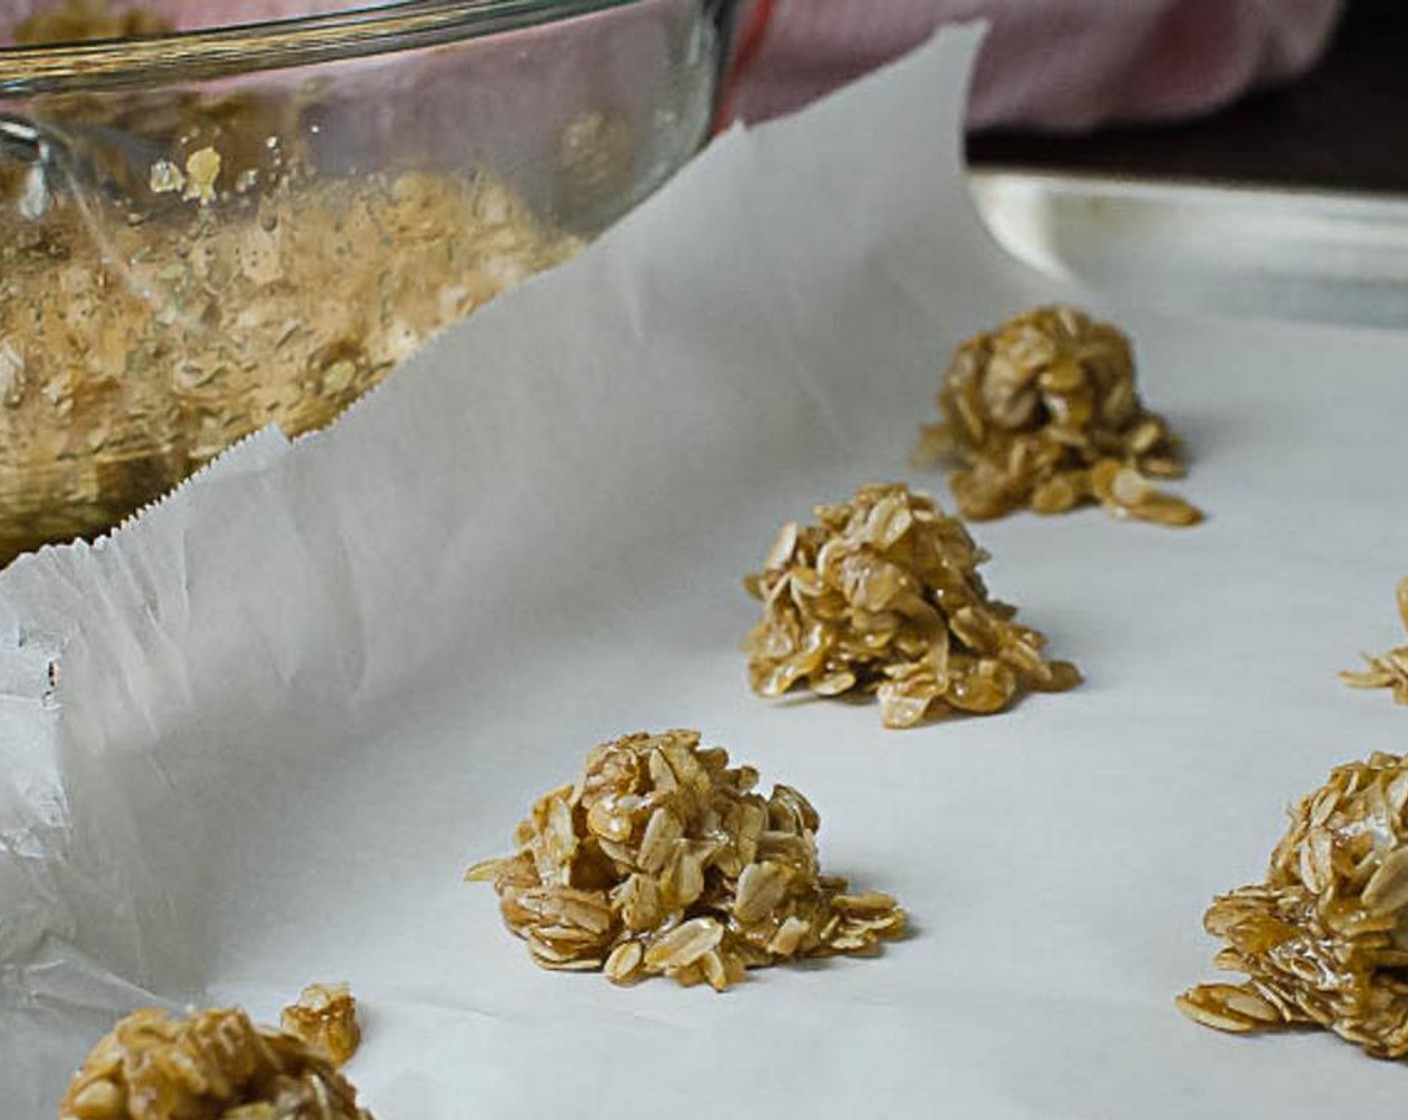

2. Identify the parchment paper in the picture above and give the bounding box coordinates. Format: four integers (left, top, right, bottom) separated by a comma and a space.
6, 25, 1408, 1118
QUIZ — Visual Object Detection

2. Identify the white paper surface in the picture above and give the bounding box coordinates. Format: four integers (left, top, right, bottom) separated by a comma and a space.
6, 24, 1408, 1117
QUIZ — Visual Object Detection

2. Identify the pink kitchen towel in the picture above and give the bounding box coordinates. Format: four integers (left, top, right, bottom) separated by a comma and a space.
723, 0, 1347, 130
0, 0, 1347, 133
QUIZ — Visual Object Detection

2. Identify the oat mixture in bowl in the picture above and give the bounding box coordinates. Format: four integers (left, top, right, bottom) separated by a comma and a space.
0, 0, 727, 563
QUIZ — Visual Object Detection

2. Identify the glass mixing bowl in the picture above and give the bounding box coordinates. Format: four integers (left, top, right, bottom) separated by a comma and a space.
0, 0, 730, 563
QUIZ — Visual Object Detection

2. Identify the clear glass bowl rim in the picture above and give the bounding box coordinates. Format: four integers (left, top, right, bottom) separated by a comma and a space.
0, 0, 672, 96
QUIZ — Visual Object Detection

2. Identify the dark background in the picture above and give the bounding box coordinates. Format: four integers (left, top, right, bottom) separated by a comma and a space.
968, 0, 1408, 193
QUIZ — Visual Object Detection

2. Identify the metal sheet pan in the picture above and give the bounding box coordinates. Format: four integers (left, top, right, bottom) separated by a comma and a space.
970, 169, 1408, 330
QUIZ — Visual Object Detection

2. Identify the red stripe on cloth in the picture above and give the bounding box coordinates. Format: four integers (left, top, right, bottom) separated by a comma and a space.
713, 0, 778, 133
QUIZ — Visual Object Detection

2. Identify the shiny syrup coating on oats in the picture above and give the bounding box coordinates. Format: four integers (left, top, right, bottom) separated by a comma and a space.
1179, 751, 1408, 1059
742, 482, 1079, 728
1341, 578, 1408, 704
914, 305, 1201, 527
466, 730, 905, 990
279, 983, 360, 1069
58, 1006, 373, 1120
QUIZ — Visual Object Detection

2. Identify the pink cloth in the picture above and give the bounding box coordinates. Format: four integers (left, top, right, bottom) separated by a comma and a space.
728, 0, 1347, 131
0, 1, 1347, 134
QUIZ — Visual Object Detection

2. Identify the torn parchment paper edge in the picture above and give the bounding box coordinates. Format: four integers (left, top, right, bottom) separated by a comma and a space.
0, 19, 990, 1007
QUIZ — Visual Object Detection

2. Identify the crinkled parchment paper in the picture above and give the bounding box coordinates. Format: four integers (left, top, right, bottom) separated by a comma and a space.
6, 25, 1408, 1119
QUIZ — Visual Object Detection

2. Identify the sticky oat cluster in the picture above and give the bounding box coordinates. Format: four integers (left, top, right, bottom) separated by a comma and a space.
1180, 751, 1408, 1057
915, 306, 1200, 527
742, 482, 1079, 728
467, 730, 905, 990
59, 1007, 371, 1120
